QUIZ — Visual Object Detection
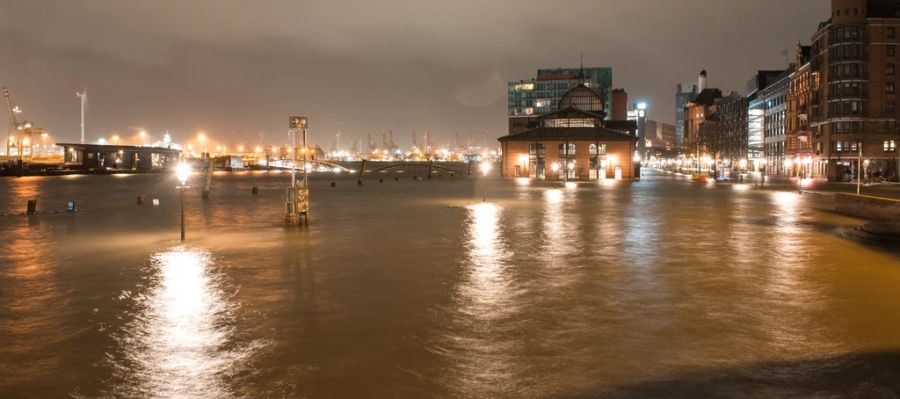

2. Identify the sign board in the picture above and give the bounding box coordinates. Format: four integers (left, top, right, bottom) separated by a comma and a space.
289, 116, 308, 130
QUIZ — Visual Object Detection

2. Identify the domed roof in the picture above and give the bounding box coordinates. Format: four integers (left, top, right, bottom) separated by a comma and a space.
558, 84, 603, 113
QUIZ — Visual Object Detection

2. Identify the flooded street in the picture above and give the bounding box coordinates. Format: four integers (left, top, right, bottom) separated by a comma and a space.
1, 170, 899, 397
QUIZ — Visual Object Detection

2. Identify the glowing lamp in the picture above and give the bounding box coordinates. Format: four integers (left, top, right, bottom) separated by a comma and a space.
480, 161, 491, 175
176, 162, 191, 185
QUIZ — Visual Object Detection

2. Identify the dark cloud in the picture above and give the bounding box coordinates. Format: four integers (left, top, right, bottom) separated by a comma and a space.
0, 0, 826, 148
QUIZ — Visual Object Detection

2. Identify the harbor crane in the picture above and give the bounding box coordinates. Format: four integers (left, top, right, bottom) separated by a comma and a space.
3, 85, 41, 160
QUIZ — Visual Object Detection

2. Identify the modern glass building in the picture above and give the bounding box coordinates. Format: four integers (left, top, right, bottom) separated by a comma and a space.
508, 67, 613, 133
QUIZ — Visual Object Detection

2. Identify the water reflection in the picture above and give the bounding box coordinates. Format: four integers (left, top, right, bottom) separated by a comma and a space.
460, 203, 512, 320
108, 247, 253, 398
441, 203, 518, 396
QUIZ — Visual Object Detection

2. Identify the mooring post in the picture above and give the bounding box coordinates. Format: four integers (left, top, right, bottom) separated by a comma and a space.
202, 154, 213, 199
358, 159, 367, 185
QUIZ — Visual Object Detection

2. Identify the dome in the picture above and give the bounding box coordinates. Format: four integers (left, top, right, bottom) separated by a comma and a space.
558, 84, 603, 113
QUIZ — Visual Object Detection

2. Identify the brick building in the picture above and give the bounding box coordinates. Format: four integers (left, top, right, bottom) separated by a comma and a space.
499, 84, 638, 181
810, 0, 900, 181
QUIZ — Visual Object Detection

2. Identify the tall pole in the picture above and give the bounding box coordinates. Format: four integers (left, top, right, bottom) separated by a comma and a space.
79, 90, 86, 144
482, 172, 486, 202
180, 186, 186, 241
857, 145, 862, 195
291, 127, 296, 196
303, 127, 308, 190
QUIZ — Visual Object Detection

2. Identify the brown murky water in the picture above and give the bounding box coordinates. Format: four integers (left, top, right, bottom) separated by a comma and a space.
1, 170, 899, 398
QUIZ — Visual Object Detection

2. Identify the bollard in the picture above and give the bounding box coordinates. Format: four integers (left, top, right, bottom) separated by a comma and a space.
331, 182, 336, 187
357, 180, 363, 186
394, 177, 399, 181
26, 199, 37, 215
252, 186, 259, 194
379, 178, 383, 183
137, 195, 145, 205
67, 201, 76, 213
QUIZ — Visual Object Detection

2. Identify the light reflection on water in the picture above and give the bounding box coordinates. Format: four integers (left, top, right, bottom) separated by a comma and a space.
106, 247, 260, 398
2, 172, 900, 397
440, 202, 519, 397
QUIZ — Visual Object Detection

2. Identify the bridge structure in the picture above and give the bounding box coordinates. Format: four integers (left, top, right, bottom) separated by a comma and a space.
265, 159, 472, 180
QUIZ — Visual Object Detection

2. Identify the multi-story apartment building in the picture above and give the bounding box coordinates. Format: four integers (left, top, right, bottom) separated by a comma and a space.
810, 0, 900, 181
705, 92, 749, 163
786, 43, 817, 178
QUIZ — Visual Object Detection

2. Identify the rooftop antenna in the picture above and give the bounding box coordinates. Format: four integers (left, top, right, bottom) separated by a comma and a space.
578, 52, 585, 84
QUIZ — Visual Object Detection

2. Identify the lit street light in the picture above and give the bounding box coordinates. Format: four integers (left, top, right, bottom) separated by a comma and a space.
176, 162, 191, 241
112, 135, 119, 145
480, 161, 491, 202
139, 130, 146, 147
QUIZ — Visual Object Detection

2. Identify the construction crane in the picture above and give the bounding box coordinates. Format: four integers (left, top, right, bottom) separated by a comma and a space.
3, 85, 38, 160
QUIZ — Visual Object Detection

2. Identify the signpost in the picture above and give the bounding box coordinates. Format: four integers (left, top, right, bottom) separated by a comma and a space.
286, 116, 309, 226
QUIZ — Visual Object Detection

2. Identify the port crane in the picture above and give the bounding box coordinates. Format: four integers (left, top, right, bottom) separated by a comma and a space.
3, 85, 41, 160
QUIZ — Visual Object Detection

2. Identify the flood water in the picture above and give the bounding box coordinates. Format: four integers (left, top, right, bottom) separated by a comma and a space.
1, 169, 899, 398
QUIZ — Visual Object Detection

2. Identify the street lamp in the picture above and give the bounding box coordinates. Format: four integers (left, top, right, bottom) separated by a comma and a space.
139, 130, 146, 147
176, 162, 191, 241
198, 133, 206, 155
480, 161, 491, 202
112, 135, 119, 145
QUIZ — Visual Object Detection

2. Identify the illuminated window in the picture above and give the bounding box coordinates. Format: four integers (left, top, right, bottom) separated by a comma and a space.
885, 140, 897, 152
887, 82, 896, 94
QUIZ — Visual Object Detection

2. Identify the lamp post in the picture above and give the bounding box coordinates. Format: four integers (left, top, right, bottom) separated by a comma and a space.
139, 130, 146, 147
480, 161, 491, 202
857, 146, 863, 195
176, 162, 191, 241
198, 133, 206, 156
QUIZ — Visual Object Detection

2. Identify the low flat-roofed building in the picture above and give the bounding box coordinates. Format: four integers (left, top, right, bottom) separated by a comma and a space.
58, 143, 181, 173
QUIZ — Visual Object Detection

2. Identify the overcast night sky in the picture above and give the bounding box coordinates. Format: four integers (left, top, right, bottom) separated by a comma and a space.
1, 0, 827, 148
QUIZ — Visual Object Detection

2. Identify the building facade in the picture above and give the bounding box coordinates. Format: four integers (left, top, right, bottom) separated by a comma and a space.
786, 44, 817, 177
499, 84, 638, 181
704, 92, 749, 163
747, 70, 787, 171
810, 0, 900, 181
59, 143, 181, 173
683, 71, 723, 159
676, 82, 699, 148
508, 67, 613, 134
760, 68, 793, 175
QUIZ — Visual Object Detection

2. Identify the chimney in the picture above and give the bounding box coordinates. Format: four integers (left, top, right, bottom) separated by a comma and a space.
698, 70, 708, 92
611, 88, 628, 121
